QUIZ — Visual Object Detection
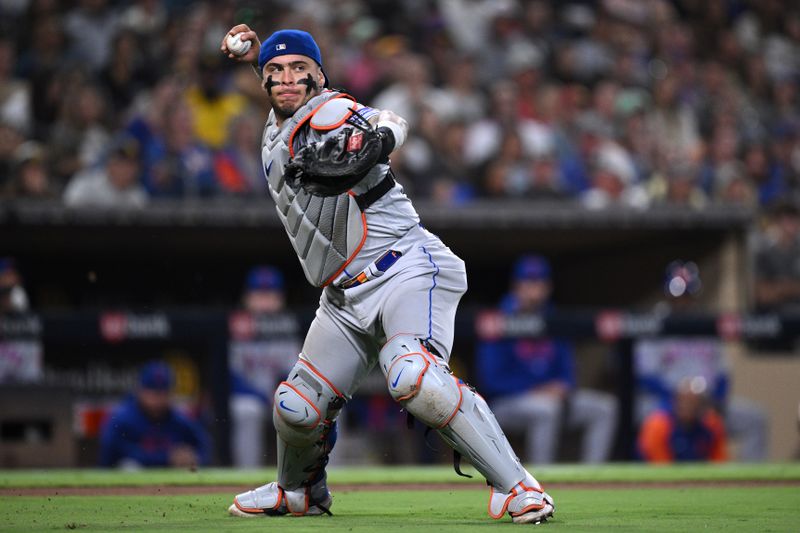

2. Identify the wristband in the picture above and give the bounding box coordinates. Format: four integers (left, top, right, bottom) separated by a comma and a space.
376, 120, 406, 150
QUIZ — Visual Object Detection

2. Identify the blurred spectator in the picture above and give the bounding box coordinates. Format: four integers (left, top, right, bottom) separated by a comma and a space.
184, 54, 247, 150
483, 129, 532, 197
241, 265, 285, 315
0, 37, 31, 135
0, 257, 29, 314
63, 134, 147, 208
476, 255, 618, 464
638, 376, 728, 463
99, 29, 158, 114
464, 81, 553, 169
438, 54, 485, 124
744, 142, 787, 206
0, 119, 25, 186
63, 0, 120, 72
394, 113, 476, 203
213, 112, 265, 195
125, 76, 183, 155
770, 122, 800, 196
3, 141, 56, 198
142, 101, 216, 198
754, 201, 800, 313
581, 139, 649, 210
48, 81, 111, 183
712, 162, 758, 206
118, 0, 169, 47
698, 124, 741, 198
229, 266, 299, 467
17, 14, 68, 139
649, 160, 707, 209
100, 360, 210, 468
372, 53, 450, 129
635, 260, 768, 461
437, 0, 512, 56
559, 113, 608, 196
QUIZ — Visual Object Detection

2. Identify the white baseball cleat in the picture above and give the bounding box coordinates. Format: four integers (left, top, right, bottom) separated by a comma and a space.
488, 471, 555, 525
509, 491, 555, 525
228, 480, 333, 517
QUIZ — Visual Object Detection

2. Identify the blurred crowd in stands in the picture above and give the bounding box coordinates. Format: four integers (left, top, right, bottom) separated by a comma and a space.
0, 0, 799, 209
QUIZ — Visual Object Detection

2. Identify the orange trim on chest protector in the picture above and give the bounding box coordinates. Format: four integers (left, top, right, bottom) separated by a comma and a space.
287, 92, 356, 158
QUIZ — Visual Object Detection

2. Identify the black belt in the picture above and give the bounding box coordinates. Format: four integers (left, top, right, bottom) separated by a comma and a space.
354, 170, 395, 210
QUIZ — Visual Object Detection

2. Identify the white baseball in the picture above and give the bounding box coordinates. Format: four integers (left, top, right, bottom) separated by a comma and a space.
226, 33, 252, 56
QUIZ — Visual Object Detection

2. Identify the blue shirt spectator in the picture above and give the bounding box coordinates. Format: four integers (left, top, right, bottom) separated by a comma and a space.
477, 330, 576, 401
99, 361, 210, 468
474, 255, 617, 464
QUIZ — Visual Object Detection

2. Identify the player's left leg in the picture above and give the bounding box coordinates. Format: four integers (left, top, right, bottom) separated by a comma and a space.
379, 335, 555, 524
229, 356, 343, 517
377, 240, 554, 524
229, 291, 376, 517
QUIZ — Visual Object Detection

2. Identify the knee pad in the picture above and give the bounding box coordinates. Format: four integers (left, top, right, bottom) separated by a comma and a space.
273, 359, 345, 447
379, 334, 462, 428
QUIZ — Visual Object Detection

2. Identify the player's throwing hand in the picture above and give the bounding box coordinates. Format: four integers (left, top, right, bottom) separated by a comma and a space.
220, 24, 260, 64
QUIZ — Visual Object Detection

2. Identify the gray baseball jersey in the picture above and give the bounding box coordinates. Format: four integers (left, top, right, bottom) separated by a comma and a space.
261, 90, 467, 396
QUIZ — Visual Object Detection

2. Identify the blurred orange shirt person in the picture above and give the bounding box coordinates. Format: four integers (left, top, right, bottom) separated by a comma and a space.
639, 377, 728, 463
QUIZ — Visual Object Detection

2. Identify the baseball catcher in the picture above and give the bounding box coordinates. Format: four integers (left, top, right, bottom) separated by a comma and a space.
220, 27, 555, 524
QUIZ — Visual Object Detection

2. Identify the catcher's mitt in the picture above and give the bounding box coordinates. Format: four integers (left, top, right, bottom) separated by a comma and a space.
284, 108, 395, 197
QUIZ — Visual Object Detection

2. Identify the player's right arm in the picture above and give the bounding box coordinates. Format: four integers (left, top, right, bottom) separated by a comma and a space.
220, 24, 261, 65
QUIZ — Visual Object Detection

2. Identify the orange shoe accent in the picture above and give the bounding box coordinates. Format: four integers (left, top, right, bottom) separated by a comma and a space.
487, 487, 514, 520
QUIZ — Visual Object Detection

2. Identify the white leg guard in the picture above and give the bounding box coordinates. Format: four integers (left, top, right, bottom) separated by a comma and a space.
273, 359, 345, 491
380, 335, 554, 522
229, 358, 343, 517
229, 477, 333, 517
380, 335, 532, 493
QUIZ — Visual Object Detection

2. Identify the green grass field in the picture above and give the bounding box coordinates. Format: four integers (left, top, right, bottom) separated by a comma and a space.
2, 464, 799, 532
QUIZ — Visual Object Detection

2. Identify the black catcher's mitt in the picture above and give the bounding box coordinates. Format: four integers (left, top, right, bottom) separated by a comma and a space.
284, 108, 395, 197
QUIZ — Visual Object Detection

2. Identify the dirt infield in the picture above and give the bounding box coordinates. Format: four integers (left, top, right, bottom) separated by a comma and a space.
3, 479, 798, 497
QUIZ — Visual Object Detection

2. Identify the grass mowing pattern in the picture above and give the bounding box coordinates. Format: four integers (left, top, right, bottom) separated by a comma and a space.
2, 487, 799, 532
2, 463, 800, 488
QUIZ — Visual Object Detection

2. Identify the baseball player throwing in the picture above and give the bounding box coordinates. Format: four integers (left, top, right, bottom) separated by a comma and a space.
221, 26, 555, 524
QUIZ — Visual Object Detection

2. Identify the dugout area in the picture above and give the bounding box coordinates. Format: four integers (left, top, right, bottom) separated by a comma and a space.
2, 201, 800, 465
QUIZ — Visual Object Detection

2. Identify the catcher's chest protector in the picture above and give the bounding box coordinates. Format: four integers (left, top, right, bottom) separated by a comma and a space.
261, 92, 367, 287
